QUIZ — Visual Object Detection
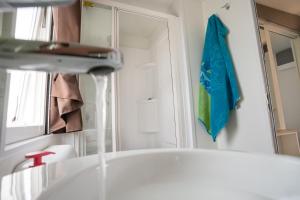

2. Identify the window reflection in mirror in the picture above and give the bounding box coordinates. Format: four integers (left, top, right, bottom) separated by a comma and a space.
256, 0, 300, 157
0, 7, 51, 145
4, 70, 48, 144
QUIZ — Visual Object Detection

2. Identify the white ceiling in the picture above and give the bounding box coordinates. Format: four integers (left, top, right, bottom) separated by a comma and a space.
256, 0, 300, 16
113, 0, 174, 14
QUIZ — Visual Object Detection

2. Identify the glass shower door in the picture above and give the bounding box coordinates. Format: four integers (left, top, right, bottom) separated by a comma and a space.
80, 3, 114, 154
80, 4, 180, 153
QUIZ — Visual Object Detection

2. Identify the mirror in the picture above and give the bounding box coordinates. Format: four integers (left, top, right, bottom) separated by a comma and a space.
255, 0, 300, 156
0, 6, 121, 153
0, 7, 50, 145
0, 0, 177, 157
3, 70, 48, 144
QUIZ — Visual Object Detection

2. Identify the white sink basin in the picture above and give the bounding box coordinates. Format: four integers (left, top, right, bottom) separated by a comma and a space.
2, 149, 300, 200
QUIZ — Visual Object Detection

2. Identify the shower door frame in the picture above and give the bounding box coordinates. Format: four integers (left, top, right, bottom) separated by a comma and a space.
91, 0, 195, 151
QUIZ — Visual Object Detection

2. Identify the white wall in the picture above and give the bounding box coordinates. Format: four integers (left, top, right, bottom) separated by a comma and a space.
277, 66, 300, 130
119, 46, 157, 150
202, 0, 275, 154
119, 29, 177, 149
171, 0, 275, 153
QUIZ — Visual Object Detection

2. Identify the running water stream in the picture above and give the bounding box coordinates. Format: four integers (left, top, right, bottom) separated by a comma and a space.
90, 68, 113, 200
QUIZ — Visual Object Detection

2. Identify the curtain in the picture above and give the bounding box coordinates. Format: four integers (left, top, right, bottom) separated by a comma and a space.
50, 0, 83, 133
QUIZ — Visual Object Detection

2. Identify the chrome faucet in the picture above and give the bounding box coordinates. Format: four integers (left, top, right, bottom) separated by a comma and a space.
0, 39, 122, 73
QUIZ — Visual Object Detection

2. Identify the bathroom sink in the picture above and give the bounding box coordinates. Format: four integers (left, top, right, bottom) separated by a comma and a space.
2, 149, 300, 200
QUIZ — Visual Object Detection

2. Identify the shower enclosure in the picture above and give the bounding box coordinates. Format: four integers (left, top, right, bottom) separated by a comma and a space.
79, 0, 193, 154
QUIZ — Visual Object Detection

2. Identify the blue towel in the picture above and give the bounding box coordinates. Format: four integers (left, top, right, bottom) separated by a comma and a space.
198, 15, 240, 141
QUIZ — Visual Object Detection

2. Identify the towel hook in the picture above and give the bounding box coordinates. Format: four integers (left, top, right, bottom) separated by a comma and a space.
221, 2, 230, 10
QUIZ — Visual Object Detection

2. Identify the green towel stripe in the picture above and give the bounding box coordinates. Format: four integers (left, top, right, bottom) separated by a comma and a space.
198, 84, 212, 134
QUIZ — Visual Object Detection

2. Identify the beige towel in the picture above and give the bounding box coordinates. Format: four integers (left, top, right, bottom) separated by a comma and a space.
50, 74, 83, 133
50, 0, 83, 133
